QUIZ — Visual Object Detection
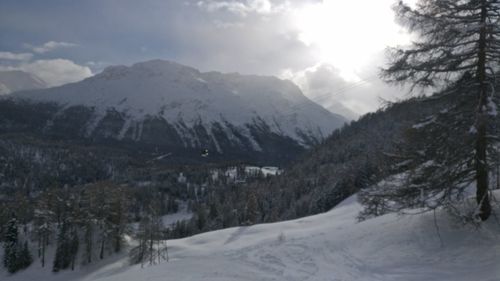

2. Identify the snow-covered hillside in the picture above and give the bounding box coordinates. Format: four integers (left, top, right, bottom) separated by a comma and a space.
13, 60, 346, 149
7, 193, 499, 281
0, 70, 47, 95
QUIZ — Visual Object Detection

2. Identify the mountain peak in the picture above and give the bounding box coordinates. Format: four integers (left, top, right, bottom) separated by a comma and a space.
132, 59, 199, 72
98, 60, 200, 81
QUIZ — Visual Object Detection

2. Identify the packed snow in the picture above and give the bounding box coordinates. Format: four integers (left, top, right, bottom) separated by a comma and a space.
5, 192, 499, 281
161, 201, 193, 228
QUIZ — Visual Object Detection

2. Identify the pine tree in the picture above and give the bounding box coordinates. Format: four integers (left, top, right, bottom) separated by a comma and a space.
245, 191, 259, 225
81, 187, 96, 264
69, 229, 79, 270
363, 0, 500, 221
53, 221, 71, 272
17, 241, 33, 270
34, 193, 54, 268
3, 217, 19, 273
195, 204, 207, 231
2, 215, 32, 273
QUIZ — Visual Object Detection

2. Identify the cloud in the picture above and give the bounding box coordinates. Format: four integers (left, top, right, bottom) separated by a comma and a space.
0, 51, 33, 61
212, 19, 244, 29
197, 0, 287, 16
284, 58, 409, 118
12, 59, 92, 87
85, 61, 110, 72
198, 1, 249, 16
26, 41, 78, 54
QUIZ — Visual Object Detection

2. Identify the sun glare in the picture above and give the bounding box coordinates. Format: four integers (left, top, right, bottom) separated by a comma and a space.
293, 0, 410, 81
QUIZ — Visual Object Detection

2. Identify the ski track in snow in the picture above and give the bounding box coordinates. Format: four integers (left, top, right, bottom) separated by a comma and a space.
4, 193, 500, 281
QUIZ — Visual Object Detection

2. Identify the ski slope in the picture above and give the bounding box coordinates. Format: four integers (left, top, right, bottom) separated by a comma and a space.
6, 193, 500, 281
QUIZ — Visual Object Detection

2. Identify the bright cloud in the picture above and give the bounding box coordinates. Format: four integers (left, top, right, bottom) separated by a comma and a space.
1, 39, 89, 87
292, 0, 410, 81
0, 51, 33, 61
197, 0, 288, 16
16, 59, 92, 87
27, 41, 78, 54
284, 57, 409, 117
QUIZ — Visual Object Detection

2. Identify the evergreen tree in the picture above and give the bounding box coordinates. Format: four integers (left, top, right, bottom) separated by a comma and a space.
2, 216, 32, 273
69, 229, 79, 270
245, 191, 259, 225
195, 204, 207, 231
17, 241, 33, 270
34, 193, 54, 268
53, 221, 71, 272
3, 217, 19, 273
362, 0, 500, 221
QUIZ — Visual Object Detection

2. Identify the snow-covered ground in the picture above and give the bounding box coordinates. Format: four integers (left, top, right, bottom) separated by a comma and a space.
161, 201, 193, 228
5, 193, 500, 281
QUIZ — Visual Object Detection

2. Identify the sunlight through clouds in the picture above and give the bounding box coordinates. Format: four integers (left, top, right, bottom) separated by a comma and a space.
292, 0, 411, 81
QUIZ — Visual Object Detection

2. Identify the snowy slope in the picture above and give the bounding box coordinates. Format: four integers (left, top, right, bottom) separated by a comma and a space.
13, 60, 346, 148
0, 70, 47, 95
7, 193, 499, 281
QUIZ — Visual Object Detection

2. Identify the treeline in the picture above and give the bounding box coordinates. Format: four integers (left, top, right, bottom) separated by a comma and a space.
168, 183, 265, 239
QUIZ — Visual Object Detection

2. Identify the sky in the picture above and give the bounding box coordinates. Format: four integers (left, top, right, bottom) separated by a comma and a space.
0, 0, 414, 116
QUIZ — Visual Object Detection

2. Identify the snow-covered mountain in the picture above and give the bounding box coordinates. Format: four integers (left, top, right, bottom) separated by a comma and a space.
11, 60, 346, 163
0, 70, 47, 95
325, 101, 359, 120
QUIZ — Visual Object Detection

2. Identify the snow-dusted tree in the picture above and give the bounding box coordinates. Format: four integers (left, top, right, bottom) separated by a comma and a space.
3, 217, 19, 273
244, 191, 259, 225
34, 191, 56, 268
79, 181, 129, 263
129, 197, 168, 267
2, 216, 32, 273
362, 0, 500, 221
53, 220, 71, 272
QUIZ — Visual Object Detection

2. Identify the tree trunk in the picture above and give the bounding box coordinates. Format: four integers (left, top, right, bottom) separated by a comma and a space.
41, 232, 46, 267
99, 234, 105, 260
86, 225, 93, 264
475, 0, 491, 221
149, 230, 153, 265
